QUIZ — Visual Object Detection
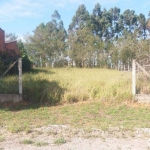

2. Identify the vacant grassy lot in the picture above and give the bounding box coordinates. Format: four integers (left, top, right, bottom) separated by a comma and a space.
0, 68, 150, 132
0, 68, 132, 104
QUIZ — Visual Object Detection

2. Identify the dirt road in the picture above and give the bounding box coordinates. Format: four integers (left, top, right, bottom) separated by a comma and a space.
1, 125, 150, 150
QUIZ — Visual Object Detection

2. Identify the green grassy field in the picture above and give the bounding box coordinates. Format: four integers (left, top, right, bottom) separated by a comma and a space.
0, 68, 150, 132
0, 68, 132, 104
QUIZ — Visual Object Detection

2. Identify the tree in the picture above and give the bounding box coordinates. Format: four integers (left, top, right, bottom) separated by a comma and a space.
89, 3, 103, 37
17, 40, 32, 72
24, 3, 150, 69
5, 33, 18, 41
137, 13, 150, 39
68, 27, 99, 67
26, 10, 67, 67
69, 4, 90, 31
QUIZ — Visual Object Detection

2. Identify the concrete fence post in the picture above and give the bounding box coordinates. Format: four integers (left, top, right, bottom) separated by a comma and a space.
18, 58, 22, 95
132, 59, 136, 95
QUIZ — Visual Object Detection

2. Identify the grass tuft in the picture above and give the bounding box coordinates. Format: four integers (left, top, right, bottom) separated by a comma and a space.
22, 139, 34, 144
54, 137, 66, 145
35, 141, 49, 147
0, 136, 4, 142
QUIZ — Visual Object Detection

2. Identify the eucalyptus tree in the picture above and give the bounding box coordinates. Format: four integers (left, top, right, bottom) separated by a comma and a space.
137, 13, 150, 39
89, 4, 111, 40
27, 22, 47, 67
26, 10, 67, 67
69, 4, 90, 31
47, 11, 67, 65
68, 27, 99, 67
89, 3, 103, 38
122, 9, 137, 36
68, 4, 92, 67
108, 7, 122, 39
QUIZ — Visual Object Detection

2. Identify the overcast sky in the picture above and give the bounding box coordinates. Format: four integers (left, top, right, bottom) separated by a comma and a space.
0, 0, 149, 40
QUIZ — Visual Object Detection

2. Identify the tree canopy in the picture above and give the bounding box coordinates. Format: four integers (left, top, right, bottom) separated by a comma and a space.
24, 4, 150, 68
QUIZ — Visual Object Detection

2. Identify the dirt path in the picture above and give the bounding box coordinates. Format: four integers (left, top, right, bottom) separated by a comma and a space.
1, 125, 150, 150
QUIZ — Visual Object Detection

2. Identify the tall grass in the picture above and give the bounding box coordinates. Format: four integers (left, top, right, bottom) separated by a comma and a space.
136, 76, 150, 94
0, 68, 132, 104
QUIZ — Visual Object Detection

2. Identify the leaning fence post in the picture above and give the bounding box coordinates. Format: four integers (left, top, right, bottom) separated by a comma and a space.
132, 59, 136, 95
18, 58, 22, 95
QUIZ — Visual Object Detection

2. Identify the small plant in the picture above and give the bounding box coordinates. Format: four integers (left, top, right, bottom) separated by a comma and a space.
22, 139, 34, 144
8, 126, 23, 133
0, 136, 4, 142
35, 141, 49, 147
54, 137, 66, 145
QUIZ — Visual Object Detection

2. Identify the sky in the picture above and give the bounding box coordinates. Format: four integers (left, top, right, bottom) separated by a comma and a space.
0, 0, 150, 40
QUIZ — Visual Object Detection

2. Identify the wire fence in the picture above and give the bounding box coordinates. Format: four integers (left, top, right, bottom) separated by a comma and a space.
0, 57, 21, 95
135, 59, 150, 95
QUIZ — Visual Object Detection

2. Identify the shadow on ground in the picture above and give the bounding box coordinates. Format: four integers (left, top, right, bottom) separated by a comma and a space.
0, 78, 65, 111
0, 101, 41, 111
30, 68, 55, 74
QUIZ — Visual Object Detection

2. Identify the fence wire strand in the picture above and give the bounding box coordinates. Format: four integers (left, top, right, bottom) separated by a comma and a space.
136, 60, 150, 94
0, 57, 19, 94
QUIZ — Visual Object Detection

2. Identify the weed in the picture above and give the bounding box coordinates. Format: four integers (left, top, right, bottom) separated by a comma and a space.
7, 126, 23, 133
35, 141, 49, 147
0, 136, 4, 142
54, 137, 66, 145
22, 139, 34, 144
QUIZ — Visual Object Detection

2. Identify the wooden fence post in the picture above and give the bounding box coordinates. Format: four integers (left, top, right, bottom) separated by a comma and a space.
132, 59, 136, 95
18, 58, 22, 95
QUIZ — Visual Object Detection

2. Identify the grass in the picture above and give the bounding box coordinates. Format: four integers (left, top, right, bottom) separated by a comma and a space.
0, 100, 150, 132
0, 68, 150, 132
0, 136, 4, 142
35, 141, 49, 147
136, 75, 150, 94
22, 139, 34, 144
54, 137, 66, 145
22, 139, 48, 147
0, 68, 132, 104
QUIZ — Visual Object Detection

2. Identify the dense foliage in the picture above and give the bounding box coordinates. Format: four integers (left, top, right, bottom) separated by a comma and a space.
0, 39, 32, 75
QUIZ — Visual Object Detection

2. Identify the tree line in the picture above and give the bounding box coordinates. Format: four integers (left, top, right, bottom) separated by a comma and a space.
2, 3, 150, 71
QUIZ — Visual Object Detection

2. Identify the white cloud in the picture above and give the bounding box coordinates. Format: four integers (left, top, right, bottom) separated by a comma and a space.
0, 0, 46, 22
48, 0, 85, 8
0, 0, 141, 23
0, 0, 85, 22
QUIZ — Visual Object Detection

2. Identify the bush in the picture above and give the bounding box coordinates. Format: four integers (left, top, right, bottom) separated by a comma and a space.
22, 56, 32, 72
54, 59, 68, 68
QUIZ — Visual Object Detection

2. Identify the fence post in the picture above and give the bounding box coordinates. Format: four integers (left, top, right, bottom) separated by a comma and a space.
18, 58, 22, 95
132, 59, 136, 95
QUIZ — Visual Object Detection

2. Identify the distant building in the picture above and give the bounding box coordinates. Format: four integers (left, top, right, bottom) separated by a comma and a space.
0, 28, 20, 57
